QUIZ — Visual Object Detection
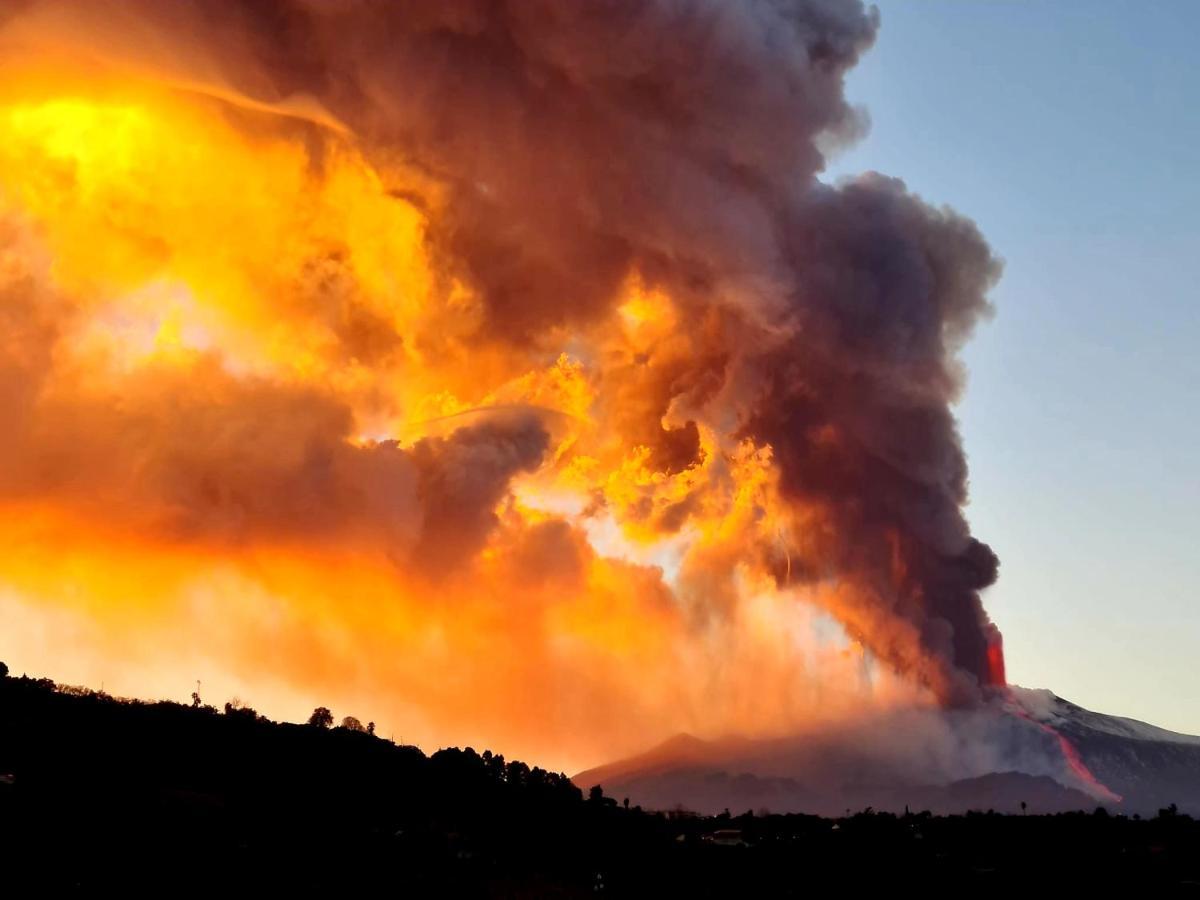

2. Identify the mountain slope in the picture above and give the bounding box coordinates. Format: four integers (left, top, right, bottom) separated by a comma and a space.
575, 690, 1200, 816
1014, 689, 1200, 816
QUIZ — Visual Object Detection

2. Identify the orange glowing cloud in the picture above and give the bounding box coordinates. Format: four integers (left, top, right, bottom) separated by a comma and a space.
0, 0, 1002, 772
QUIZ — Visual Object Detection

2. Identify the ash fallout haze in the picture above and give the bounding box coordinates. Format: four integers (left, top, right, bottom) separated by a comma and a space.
0, 0, 1192, 807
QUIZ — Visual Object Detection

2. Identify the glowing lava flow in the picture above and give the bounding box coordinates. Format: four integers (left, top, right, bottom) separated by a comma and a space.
1005, 694, 1123, 803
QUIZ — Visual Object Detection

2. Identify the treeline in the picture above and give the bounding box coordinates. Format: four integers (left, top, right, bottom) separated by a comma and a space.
0, 667, 661, 894
1, 666, 1198, 895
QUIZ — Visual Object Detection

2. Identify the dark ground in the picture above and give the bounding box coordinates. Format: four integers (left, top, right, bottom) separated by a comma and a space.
1, 669, 1197, 895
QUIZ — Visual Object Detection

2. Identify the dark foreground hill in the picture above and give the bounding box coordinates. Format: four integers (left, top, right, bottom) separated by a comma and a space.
1, 670, 1198, 895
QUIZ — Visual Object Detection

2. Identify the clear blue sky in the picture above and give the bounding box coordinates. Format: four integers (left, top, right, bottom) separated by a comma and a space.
824, 0, 1199, 733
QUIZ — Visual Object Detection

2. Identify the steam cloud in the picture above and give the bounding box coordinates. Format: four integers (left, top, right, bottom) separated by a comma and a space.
0, 0, 1004, 765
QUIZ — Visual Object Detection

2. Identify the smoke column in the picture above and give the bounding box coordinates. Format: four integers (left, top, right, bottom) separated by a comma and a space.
0, 0, 1004, 767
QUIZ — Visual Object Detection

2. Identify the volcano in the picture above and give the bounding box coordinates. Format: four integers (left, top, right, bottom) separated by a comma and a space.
574, 689, 1200, 817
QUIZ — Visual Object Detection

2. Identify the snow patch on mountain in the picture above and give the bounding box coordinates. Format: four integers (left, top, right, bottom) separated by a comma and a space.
1011, 687, 1200, 746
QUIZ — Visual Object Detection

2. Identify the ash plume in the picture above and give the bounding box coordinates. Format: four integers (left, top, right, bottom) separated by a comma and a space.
0, 0, 1006, 765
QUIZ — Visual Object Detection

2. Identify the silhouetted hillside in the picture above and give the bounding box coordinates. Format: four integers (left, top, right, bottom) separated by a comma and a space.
1, 668, 1198, 895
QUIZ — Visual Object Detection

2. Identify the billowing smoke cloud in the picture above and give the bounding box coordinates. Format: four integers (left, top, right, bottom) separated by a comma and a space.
0, 0, 1005, 767
0, 225, 548, 558
747, 176, 1004, 702
410, 417, 550, 569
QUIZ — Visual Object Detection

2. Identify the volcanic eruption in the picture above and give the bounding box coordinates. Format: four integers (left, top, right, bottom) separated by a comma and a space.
0, 0, 1088, 785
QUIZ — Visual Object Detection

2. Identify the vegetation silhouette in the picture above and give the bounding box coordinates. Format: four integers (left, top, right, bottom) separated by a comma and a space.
307, 705, 334, 729
1, 663, 1197, 894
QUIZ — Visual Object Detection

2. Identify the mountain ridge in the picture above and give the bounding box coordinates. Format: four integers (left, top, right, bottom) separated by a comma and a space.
574, 688, 1200, 817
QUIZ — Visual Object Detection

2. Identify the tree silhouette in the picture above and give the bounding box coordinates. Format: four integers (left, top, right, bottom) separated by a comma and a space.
224, 698, 258, 721
587, 785, 616, 808
340, 716, 366, 732
308, 706, 334, 729
0, 660, 8, 678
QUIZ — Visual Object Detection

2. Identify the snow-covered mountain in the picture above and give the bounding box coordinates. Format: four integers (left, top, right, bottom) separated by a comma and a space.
573, 690, 1200, 817
1015, 689, 1200, 816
